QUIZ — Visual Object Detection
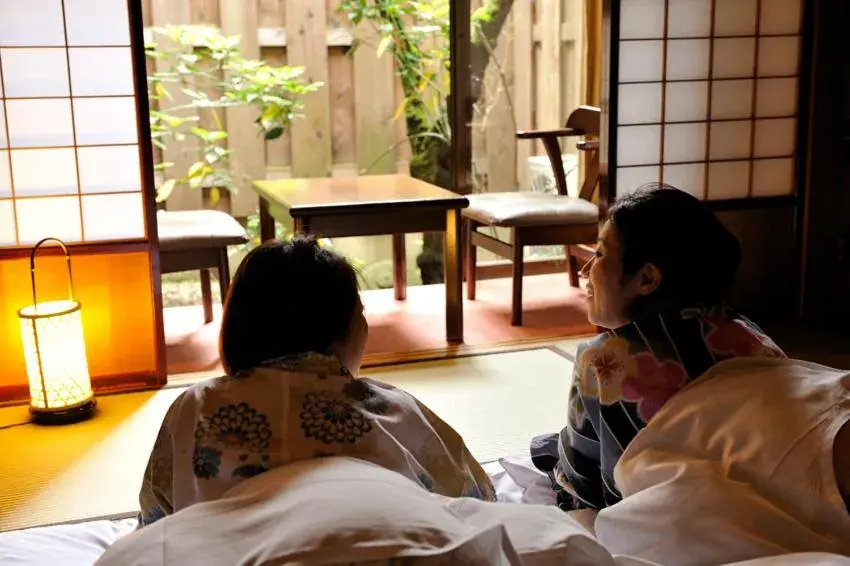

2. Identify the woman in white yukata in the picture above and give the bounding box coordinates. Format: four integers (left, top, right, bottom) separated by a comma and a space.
138, 236, 494, 526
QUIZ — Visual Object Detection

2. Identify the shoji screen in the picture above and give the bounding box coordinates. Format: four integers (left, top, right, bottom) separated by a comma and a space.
613, 0, 804, 200
0, 0, 163, 403
0, 0, 147, 246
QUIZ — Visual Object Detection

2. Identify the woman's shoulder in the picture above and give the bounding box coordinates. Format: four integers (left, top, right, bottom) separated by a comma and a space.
702, 312, 786, 359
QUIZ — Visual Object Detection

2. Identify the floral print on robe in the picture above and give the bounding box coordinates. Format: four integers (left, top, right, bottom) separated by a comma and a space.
534, 308, 785, 511
138, 353, 494, 527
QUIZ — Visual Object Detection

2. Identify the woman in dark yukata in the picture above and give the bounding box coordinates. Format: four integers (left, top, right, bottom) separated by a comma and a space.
531, 184, 785, 511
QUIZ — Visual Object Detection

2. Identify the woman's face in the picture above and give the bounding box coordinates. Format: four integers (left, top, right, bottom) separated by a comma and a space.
582, 220, 659, 329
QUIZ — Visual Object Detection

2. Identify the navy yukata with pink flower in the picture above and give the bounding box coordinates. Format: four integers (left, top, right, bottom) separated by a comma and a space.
531, 307, 785, 511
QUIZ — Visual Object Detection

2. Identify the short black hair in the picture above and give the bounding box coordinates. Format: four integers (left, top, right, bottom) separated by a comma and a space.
608, 184, 742, 317
219, 236, 359, 375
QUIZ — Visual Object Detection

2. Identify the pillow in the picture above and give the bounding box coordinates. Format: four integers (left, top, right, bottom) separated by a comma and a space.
96, 457, 519, 565
96, 457, 616, 566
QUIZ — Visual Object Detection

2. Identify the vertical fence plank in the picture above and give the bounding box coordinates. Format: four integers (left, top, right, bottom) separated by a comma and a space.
220, 0, 264, 217
262, 47, 292, 177
513, 3, 534, 188
484, 15, 517, 190
538, 0, 563, 137
285, 1, 333, 177
393, 73, 412, 174
152, 0, 204, 210
563, 0, 581, 146
353, 27, 396, 174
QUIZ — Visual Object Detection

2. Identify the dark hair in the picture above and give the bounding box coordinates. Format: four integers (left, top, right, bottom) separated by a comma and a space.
608, 183, 741, 317
219, 236, 359, 375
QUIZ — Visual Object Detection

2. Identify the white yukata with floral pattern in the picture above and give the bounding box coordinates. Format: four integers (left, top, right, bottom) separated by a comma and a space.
138, 353, 494, 526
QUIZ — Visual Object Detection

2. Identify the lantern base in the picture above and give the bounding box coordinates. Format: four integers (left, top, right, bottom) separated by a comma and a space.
30, 398, 97, 425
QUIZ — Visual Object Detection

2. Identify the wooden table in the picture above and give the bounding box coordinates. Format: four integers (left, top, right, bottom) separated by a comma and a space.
252, 174, 469, 343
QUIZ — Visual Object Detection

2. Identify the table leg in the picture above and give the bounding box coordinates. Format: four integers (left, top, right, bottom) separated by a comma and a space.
293, 217, 311, 236
444, 208, 464, 343
259, 198, 275, 243
392, 233, 407, 301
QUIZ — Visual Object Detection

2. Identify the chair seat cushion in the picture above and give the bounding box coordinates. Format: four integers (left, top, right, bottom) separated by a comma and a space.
157, 210, 249, 252
462, 192, 599, 227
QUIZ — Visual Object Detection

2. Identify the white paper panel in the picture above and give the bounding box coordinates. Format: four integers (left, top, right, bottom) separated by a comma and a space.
711, 80, 754, 120
77, 146, 141, 193
663, 163, 705, 198
758, 37, 800, 77
752, 158, 794, 197
667, 0, 712, 38
666, 39, 711, 81
754, 119, 796, 158
665, 81, 708, 122
0, 152, 11, 198
709, 121, 752, 160
664, 123, 707, 163
713, 0, 758, 36
707, 161, 750, 200
713, 38, 756, 79
81, 192, 145, 241
11, 149, 78, 197
618, 125, 662, 166
68, 48, 134, 96
73, 97, 139, 145
755, 78, 798, 117
0, 199, 16, 245
617, 166, 661, 196
0, 48, 70, 98
0, 0, 65, 47
619, 41, 664, 83
0, 103, 6, 148
15, 196, 83, 244
64, 0, 131, 46
620, 0, 665, 39
759, 0, 803, 35
618, 83, 662, 125
6, 99, 74, 148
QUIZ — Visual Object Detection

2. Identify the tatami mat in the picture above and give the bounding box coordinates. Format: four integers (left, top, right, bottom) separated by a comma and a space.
0, 346, 576, 532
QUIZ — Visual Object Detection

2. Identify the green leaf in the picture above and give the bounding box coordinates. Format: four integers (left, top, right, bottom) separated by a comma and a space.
190, 126, 210, 140
187, 161, 206, 178
377, 34, 393, 58
156, 179, 177, 202
264, 126, 284, 140
154, 81, 168, 100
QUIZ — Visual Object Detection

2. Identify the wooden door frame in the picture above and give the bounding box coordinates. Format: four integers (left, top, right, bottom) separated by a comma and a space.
798, 0, 847, 323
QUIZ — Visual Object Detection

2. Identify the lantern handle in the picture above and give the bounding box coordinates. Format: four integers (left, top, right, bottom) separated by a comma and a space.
29, 238, 75, 308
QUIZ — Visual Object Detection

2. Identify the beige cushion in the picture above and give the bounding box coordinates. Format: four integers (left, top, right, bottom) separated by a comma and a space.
463, 192, 598, 227
157, 210, 249, 252
95, 457, 612, 566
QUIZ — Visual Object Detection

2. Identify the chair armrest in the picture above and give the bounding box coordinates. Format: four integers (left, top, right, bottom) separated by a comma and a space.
516, 128, 583, 140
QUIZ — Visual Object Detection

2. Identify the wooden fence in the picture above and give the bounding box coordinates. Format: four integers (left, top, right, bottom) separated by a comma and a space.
142, 0, 586, 218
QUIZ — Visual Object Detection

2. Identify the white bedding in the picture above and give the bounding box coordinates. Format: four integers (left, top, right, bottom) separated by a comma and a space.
2, 456, 847, 565
3, 358, 850, 565
0, 457, 548, 566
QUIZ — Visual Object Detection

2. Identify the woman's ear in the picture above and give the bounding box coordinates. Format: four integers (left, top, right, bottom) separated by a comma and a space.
636, 263, 662, 296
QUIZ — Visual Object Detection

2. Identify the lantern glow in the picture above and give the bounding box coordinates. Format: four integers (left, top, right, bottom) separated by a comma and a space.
17, 239, 96, 423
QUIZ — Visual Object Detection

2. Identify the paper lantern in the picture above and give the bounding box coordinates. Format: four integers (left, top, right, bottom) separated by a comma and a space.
18, 238, 96, 424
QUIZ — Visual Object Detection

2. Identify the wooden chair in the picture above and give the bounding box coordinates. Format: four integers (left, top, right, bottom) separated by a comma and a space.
157, 210, 249, 324
463, 105, 601, 326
